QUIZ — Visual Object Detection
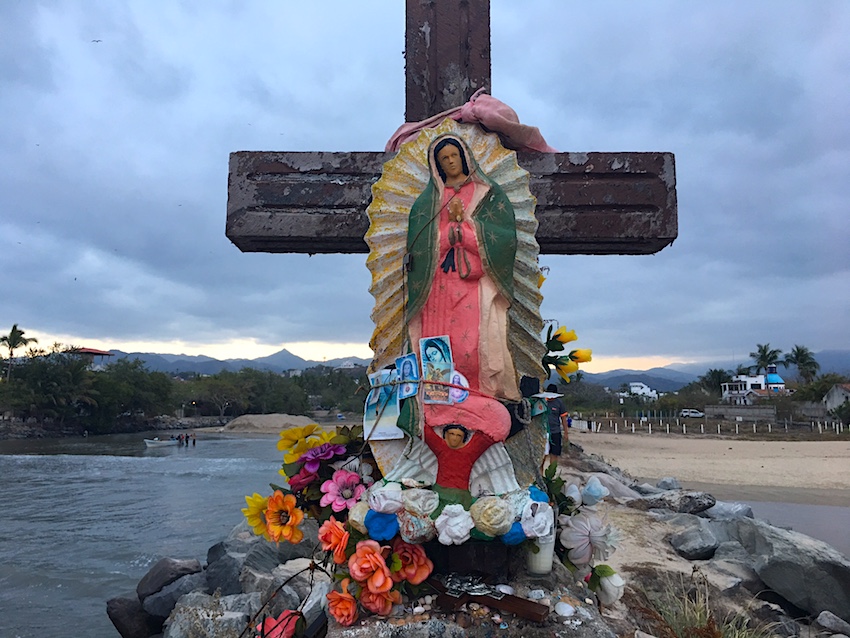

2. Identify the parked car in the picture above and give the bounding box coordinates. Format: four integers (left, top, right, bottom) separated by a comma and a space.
679, 409, 705, 418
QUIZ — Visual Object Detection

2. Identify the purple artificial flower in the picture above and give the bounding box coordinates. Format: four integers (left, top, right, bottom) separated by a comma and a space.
298, 443, 347, 473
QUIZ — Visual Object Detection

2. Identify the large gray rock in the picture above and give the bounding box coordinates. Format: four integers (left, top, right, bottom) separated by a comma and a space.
701, 501, 754, 520
106, 594, 163, 638
163, 591, 262, 638
271, 557, 333, 601
656, 476, 682, 490
239, 565, 301, 618
136, 557, 202, 601
724, 518, 850, 622
626, 490, 716, 514
669, 518, 719, 560
816, 611, 850, 635
142, 571, 208, 619
205, 548, 246, 596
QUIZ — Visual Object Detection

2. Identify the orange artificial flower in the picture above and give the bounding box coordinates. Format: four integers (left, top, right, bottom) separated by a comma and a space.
265, 490, 305, 544
552, 326, 578, 344
255, 609, 300, 638
360, 587, 402, 616
390, 537, 433, 585
318, 516, 350, 564
348, 539, 393, 593
569, 348, 593, 363
326, 578, 359, 626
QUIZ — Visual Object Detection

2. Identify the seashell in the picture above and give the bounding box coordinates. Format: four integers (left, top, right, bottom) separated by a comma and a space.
495, 584, 514, 596
555, 601, 576, 617
413, 605, 425, 614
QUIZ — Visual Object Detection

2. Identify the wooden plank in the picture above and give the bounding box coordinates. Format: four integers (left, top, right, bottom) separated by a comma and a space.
405, 0, 491, 120
225, 150, 677, 255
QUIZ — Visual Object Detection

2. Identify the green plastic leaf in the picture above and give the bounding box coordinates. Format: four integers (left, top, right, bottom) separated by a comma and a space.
561, 556, 578, 573
588, 571, 600, 592
594, 564, 616, 578
390, 552, 403, 573
281, 461, 303, 477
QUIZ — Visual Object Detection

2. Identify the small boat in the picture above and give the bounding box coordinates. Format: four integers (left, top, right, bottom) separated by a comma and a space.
144, 437, 179, 448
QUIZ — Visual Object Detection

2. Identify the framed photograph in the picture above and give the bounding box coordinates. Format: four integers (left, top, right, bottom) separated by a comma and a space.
395, 353, 420, 400
363, 368, 405, 440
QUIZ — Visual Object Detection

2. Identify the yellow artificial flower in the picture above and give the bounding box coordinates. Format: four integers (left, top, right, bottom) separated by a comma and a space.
537, 271, 547, 288
555, 358, 579, 382
277, 424, 334, 463
266, 490, 305, 544
241, 492, 271, 540
552, 326, 578, 344
569, 348, 593, 363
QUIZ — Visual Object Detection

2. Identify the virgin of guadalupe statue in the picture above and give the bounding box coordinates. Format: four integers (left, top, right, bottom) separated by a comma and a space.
365, 119, 547, 495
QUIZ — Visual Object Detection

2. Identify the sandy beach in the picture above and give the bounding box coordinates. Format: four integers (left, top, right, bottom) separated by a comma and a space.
570, 429, 850, 507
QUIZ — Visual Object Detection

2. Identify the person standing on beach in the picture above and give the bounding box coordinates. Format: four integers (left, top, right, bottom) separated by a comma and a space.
545, 383, 568, 466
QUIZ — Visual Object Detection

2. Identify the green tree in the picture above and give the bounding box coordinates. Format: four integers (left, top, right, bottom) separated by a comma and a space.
792, 373, 850, 403
734, 364, 752, 376
698, 368, 732, 397
0, 324, 38, 381
782, 344, 820, 384
748, 343, 782, 375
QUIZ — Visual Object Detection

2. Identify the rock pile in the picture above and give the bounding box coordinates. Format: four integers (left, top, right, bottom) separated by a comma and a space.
107, 446, 850, 638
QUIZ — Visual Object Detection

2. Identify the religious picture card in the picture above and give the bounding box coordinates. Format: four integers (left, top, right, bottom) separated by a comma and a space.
420, 336, 453, 404
363, 369, 405, 440
395, 353, 420, 401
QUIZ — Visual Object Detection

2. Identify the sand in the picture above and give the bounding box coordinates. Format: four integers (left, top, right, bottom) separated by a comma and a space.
570, 429, 850, 507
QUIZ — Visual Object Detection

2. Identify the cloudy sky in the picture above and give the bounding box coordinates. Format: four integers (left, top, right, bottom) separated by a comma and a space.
2, 1, 848, 373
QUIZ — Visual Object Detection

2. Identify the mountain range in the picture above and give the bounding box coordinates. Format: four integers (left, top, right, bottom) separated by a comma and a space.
108, 348, 850, 393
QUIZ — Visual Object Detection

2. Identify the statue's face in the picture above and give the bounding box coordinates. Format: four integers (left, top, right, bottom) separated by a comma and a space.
444, 428, 465, 449
437, 144, 464, 181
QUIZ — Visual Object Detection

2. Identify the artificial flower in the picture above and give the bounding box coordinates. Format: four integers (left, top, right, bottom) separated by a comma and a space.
500, 521, 527, 545
554, 358, 579, 383
563, 483, 582, 507
320, 469, 367, 512
596, 570, 626, 605
278, 424, 334, 463
528, 486, 549, 503
364, 510, 399, 541
285, 466, 319, 492
255, 609, 300, 638
537, 271, 547, 288
397, 509, 437, 544
569, 348, 593, 363
469, 496, 513, 537
241, 492, 270, 540
559, 512, 618, 567
368, 482, 404, 513
326, 578, 358, 627
332, 456, 376, 487
265, 490, 305, 544
360, 587, 402, 616
402, 488, 440, 516
581, 476, 610, 506
298, 442, 347, 473
552, 326, 577, 344
318, 516, 350, 564
520, 500, 554, 539
348, 540, 393, 593
434, 504, 475, 545
390, 537, 434, 585
347, 501, 370, 534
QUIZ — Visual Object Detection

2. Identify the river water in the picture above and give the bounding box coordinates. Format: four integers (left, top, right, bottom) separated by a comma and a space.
0, 432, 282, 638
1, 433, 848, 638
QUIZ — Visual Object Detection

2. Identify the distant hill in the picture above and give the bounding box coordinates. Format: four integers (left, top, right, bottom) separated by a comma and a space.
582, 369, 696, 393
665, 350, 850, 378
108, 348, 369, 375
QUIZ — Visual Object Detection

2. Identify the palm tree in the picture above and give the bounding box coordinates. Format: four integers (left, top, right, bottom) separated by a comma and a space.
734, 364, 752, 376
748, 343, 782, 375
699, 368, 732, 396
0, 324, 38, 381
783, 344, 820, 384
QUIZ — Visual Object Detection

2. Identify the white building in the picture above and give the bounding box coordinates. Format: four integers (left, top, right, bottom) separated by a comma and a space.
618, 382, 658, 400
721, 364, 786, 405
823, 383, 850, 412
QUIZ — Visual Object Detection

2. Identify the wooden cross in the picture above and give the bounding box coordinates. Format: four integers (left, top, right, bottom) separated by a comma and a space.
226, 0, 677, 256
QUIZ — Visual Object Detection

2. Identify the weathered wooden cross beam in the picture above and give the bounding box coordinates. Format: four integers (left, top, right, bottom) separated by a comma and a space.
226, 1, 677, 256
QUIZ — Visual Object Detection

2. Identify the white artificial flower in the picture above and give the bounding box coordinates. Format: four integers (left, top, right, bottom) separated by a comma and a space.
520, 500, 553, 539
402, 488, 440, 516
558, 512, 619, 566
368, 482, 404, 513
434, 504, 475, 545
562, 483, 581, 507
470, 496, 513, 537
596, 572, 626, 605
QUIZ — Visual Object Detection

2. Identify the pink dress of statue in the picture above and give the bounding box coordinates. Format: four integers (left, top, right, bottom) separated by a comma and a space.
407, 136, 519, 490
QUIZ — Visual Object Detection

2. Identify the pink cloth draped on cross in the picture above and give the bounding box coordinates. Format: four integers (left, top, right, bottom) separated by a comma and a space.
385, 88, 559, 153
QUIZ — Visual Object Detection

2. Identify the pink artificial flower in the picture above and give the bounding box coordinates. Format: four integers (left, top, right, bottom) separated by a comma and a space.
287, 466, 319, 492
255, 609, 300, 638
320, 469, 366, 512
298, 443, 347, 473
